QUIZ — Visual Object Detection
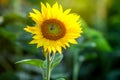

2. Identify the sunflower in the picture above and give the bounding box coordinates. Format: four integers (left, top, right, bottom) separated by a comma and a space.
24, 2, 82, 55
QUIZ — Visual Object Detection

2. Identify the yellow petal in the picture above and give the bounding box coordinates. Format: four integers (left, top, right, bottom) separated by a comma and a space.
59, 4, 63, 13
65, 42, 70, 47
52, 47, 56, 53
29, 40, 38, 44
64, 9, 71, 14
48, 46, 52, 53
41, 2, 47, 18
52, 2, 59, 10
69, 39, 78, 44
56, 46, 62, 54
37, 43, 42, 48
33, 8, 41, 15
24, 26, 38, 34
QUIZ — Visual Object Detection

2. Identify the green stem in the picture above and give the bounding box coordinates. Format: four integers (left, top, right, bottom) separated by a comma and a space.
46, 53, 51, 80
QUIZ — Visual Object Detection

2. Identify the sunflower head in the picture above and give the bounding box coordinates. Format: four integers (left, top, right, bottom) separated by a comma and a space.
24, 2, 82, 55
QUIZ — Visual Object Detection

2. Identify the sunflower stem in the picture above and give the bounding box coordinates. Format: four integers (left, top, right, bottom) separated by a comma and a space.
46, 53, 51, 80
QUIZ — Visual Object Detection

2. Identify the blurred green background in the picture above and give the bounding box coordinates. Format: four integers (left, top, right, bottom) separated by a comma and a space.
0, 0, 120, 80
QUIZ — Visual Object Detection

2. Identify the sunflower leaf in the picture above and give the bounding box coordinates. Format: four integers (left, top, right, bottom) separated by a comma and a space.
51, 53, 63, 70
15, 59, 44, 68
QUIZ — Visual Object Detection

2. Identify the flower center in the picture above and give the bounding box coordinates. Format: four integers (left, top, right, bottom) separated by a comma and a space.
41, 19, 66, 40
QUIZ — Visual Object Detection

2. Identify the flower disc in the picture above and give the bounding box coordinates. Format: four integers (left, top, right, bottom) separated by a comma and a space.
41, 19, 66, 40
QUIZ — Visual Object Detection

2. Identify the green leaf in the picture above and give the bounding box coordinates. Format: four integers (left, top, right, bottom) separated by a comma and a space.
51, 53, 63, 70
15, 59, 44, 68
56, 78, 66, 80
42, 60, 47, 69
41, 53, 63, 70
